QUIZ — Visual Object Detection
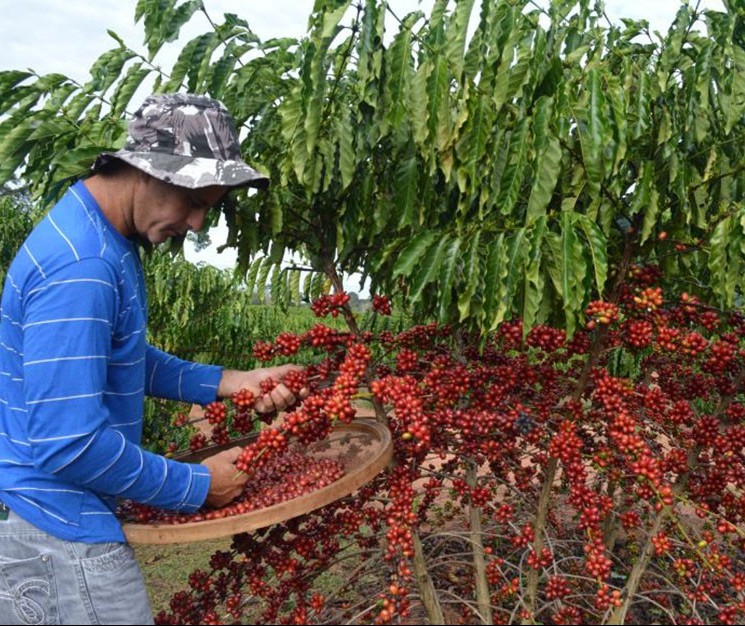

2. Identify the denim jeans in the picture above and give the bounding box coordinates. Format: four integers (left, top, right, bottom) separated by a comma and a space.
0, 510, 154, 625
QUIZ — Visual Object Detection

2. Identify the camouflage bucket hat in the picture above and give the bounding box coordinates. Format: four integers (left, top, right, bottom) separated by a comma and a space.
92, 93, 269, 190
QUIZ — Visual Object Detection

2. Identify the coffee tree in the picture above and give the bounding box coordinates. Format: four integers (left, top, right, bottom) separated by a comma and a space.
0, 185, 39, 285
1, 0, 745, 624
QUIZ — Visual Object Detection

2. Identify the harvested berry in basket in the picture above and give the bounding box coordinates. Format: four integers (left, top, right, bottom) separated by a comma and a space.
118, 447, 345, 526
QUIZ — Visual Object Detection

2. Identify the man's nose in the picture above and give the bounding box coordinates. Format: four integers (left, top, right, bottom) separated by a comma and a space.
186, 208, 208, 232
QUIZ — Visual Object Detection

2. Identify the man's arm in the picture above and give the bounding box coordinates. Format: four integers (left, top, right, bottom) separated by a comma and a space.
146, 348, 306, 412
23, 259, 212, 511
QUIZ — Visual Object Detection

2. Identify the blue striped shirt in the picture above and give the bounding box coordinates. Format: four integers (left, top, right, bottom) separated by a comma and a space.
0, 181, 222, 542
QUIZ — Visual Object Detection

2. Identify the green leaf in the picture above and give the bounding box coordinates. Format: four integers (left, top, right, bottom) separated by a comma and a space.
136, 0, 203, 59
709, 216, 732, 308
270, 200, 283, 236
319, 2, 348, 40
355, 0, 384, 108
494, 227, 528, 327
395, 157, 419, 229
430, 52, 451, 152
85, 48, 136, 94
63, 92, 96, 121
445, 0, 476, 80
629, 160, 653, 218
438, 236, 462, 322
575, 214, 608, 295
0, 71, 33, 103
560, 211, 585, 333
209, 41, 241, 96
726, 46, 745, 133
110, 63, 151, 116
393, 231, 438, 278
483, 234, 507, 331
193, 32, 221, 91
526, 133, 561, 221
640, 179, 661, 244
631, 69, 651, 140
576, 68, 607, 199
457, 230, 482, 322
456, 87, 493, 196
523, 217, 546, 332
270, 265, 287, 311
50, 146, 108, 179
526, 97, 561, 223
493, 30, 532, 111
543, 231, 563, 298
244, 255, 264, 300
106, 29, 126, 47
385, 17, 416, 138
163, 36, 200, 92
408, 234, 451, 305
410, 59, 433, 147
605, 75, 627, 183
497, 118, 530, 217
256, 257, 274, 304
26, 119, 74, 141
280, 87, 308, 185
289, 268, 302, 305
336, 106, 355, 190
0, 123, 35, 181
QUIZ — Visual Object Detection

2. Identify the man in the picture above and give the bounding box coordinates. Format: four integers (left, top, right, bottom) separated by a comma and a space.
0, 93, 300, 624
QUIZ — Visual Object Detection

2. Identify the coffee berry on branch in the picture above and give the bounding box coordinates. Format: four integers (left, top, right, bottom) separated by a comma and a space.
134, 273, 744, 625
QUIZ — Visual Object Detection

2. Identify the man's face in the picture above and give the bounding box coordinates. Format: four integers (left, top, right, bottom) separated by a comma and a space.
133, 176, 228, 245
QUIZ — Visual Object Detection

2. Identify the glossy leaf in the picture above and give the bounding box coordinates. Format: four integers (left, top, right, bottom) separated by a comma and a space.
393, 231, 438, 278
457, 230, 483, 321
408, 234, 451, 306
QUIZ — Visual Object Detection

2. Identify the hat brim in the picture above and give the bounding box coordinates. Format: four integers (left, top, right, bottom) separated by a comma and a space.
93, 151, 270, 190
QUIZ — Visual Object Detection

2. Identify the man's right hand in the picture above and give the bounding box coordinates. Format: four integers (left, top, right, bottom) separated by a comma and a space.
200, 447, 248, 508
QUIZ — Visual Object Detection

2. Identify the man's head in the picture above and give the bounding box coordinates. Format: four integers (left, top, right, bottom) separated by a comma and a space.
90, 93, 268, 245
93, 93, 269, 190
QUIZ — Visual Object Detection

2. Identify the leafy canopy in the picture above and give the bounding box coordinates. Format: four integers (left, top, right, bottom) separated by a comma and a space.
1, 0, 745, 333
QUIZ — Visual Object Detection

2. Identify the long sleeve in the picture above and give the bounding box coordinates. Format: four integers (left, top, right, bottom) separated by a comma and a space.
145, 345, 222, 405
21, 258, 210, 514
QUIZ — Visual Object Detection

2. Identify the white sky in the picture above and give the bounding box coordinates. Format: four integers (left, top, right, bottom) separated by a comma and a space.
0, 0, 726, 273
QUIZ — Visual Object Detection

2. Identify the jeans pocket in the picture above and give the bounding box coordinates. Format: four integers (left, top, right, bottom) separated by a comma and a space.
78, 544, 153, 625
0, 554, 59, 625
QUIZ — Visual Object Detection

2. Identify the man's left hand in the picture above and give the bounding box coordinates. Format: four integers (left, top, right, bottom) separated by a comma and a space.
217, 364, 308, 413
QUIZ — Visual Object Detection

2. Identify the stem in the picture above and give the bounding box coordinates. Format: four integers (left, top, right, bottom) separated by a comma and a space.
572, 325, 609, 400
522, 457, 558, 624
466, 462, 493, 624
413, 531, 447, 625
607, 510, 666, 625
232, 444, 271, 481
602, 479, 620, 551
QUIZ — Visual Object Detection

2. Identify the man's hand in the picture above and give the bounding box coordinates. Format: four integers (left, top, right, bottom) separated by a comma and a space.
201, 447, 248, 508
218, 364, 309, 413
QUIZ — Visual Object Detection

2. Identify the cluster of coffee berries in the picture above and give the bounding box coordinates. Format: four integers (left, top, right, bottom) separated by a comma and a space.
310, 292, 350, 317
372, 294, 392, 315
231, 388, 255, 410
585, 300, 620, 328
633, 286, 664, 311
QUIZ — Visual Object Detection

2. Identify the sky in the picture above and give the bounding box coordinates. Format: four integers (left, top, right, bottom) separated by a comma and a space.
0, 0, 727, 272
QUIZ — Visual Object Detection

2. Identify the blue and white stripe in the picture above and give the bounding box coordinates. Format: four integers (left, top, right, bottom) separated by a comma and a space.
0, 181, 222, 543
